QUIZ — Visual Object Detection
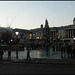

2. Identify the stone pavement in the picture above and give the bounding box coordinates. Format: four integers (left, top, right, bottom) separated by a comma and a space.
1, 58, 75, 65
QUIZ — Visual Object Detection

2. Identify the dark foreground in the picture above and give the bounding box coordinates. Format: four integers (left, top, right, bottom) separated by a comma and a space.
0, 62, 75, 74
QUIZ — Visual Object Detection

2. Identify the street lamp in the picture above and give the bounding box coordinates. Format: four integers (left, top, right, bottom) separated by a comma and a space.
15, 31, 19, 60
15, 31, 19, 43
15, 31, 19, 36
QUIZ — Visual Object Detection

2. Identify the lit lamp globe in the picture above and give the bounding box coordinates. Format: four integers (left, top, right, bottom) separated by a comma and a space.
15, 32, 19, 36
74, 37, 75, 40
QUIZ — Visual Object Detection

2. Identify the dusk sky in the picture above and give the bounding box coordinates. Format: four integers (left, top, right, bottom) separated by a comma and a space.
0, 1, 75, 29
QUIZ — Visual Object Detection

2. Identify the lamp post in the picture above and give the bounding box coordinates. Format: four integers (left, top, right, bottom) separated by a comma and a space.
15, 31, 19, 60
15, 32, 19, 36
15, 31, 19, 44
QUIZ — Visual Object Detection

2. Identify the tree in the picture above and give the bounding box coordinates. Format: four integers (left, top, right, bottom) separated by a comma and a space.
1, 31, 12, 44
43, 19, 50, 44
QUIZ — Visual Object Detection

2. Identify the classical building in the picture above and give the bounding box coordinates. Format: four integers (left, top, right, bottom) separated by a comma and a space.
10, 17, 75, 44
64, 25, 75, 42
60, 17, 75, 42
50, 17, 75, 42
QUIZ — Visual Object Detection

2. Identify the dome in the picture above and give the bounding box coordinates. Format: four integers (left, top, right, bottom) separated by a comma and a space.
41, 24, 43, 28
73, 17, 75, 25
73, 17, 75, 21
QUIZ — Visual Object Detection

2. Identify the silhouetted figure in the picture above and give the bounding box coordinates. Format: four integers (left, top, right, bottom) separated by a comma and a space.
8, 51, 11, 60
72, 47, 75, 58
45, 50, 50, 57
53, 46, 55, 52
61, 46, 64, 58
63, 46, 66, 57
0, 50, 4, 60
26, 50, 31, 61
69, 46, 72, 58
67, 45, 72, 58
45, 42, 50, 51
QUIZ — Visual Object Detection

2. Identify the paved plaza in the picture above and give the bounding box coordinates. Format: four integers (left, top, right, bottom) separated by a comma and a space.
0, 59, 75, 74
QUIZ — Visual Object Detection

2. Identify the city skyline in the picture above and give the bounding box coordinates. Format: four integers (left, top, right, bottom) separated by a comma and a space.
0, 1, 75, 29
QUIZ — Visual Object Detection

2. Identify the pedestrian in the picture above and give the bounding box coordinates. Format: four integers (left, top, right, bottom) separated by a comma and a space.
72, 47, 75, 58
8, 50, 11, 60
61, 46, 64, 58
53, 46, 55, 52
67, 45, 72, 58
0, 50, 4, 60
26, 50, 31, 61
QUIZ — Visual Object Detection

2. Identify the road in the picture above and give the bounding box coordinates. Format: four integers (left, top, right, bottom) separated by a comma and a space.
0, 62, 75, 74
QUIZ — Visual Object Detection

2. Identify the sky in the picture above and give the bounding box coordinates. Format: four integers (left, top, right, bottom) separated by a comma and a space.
0, 1, 75, 30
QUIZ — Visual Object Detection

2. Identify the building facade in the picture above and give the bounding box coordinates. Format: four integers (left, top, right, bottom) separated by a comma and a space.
4, 17, 75, 44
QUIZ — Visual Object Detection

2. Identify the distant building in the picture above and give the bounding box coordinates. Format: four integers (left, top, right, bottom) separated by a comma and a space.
31, 17, 75, 42
52, 17, 75, 42
6, 17, 75, 44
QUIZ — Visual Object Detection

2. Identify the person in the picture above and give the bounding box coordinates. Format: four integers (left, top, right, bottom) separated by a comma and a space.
61, 46, 64, 58
8, 50, 11, 60
0, 50, 4, 60
26, 49, 31, 61
67, 45, 72, 58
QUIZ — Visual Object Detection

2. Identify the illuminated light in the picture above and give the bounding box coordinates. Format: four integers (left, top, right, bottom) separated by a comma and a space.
57, 36, 59, 39
36, 37, 39, 39
1, 40, 3, 41
74, 37, 75, 40
40, 37, 41, 39
15, 32, 19, 35
11, 39, 13, 41
29, 33, 32, 39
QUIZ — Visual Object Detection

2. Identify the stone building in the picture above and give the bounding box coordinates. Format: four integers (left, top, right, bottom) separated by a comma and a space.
10, 17, 75, 44
62, 17, 75, 42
